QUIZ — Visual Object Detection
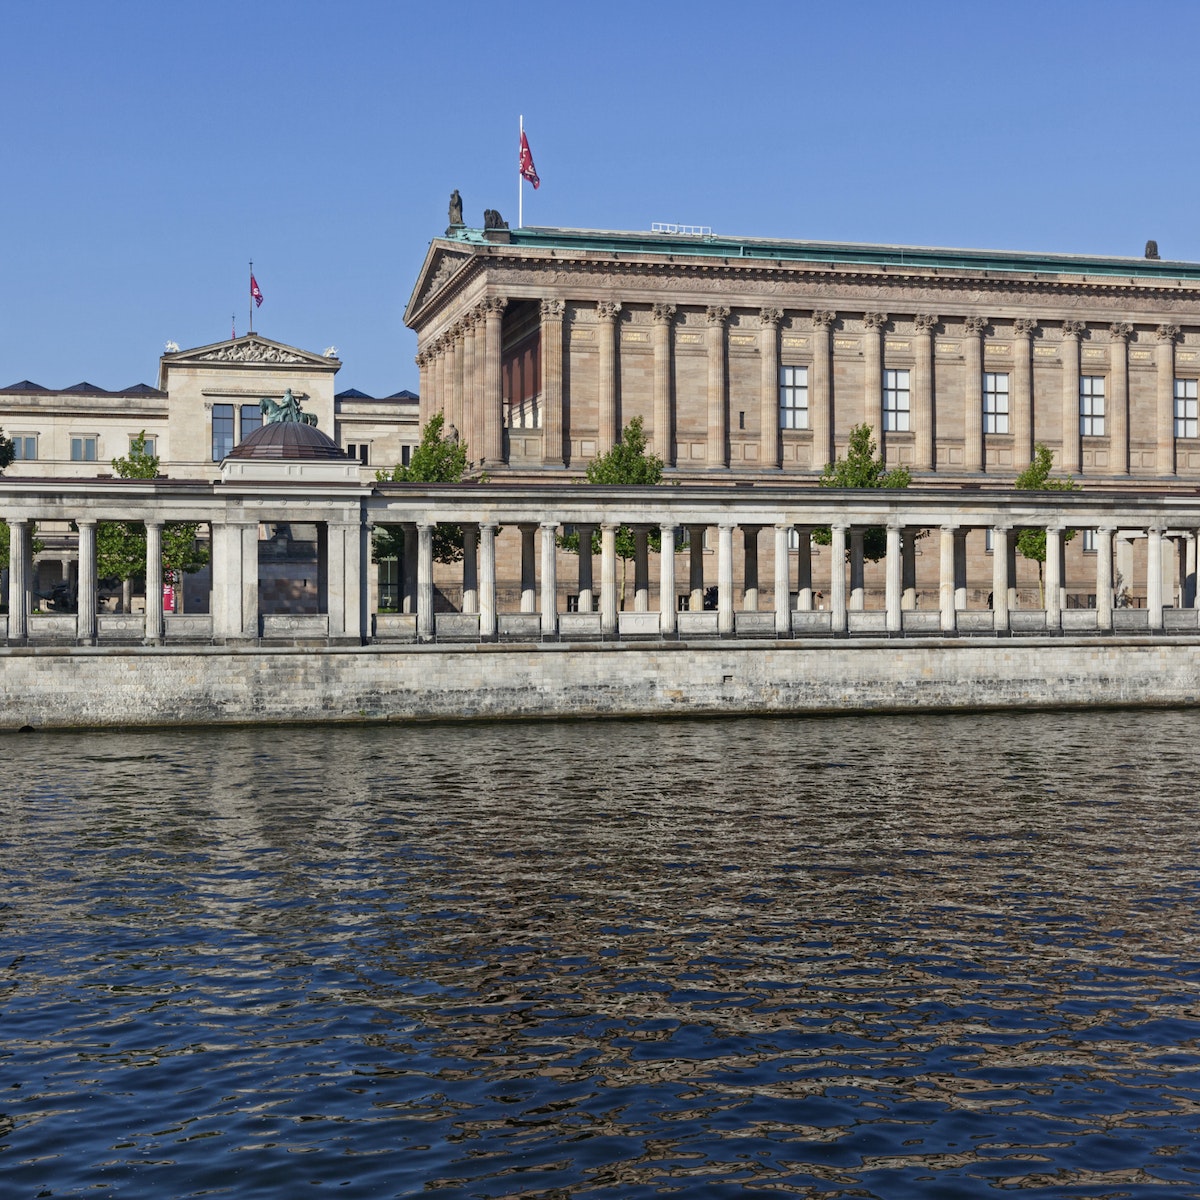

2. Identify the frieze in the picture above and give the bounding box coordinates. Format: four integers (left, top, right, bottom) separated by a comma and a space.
195, 342, 308, 365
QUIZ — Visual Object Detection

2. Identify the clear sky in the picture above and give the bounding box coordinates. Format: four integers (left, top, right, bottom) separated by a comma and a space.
2, 0, 1196, 397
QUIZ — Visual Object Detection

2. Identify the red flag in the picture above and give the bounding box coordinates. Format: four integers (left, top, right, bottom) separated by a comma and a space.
250, 274, 264, 308
519, 130, 540, 189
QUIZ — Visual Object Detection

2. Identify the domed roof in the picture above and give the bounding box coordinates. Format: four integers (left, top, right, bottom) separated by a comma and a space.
227, 420, 348, 461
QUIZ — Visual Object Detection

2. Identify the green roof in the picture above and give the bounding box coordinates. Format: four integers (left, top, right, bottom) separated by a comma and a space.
447, 225, 1200, 282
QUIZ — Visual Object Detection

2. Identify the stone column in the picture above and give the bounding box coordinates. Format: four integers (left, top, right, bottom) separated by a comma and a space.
954, 529, 968, 610
539, 299, 565, 468
597, 300, 621, 453
689, 525, 705, 611
885, 524, 902, 632
760, 308, 783, 469
849, 530, 865, 611
1013, 318, 1037, 470
461, 524, 478, 613
479, 523, 497, 639
446, 328, 462, 446
1109, 323, 1132, 476
810, 311, 836, 472
830, 523, 848, 633
1060, 321, 1085, 474
706, 306, 730, 468
472, 308, 489, 462
1096, 526, 1115, 631
863, 312, 887, 429
213, 522, 259, 640
519, 523, 537, 613
576, 523, 595, 612
461, 317, 477, 459
323, 521, 360, 641
1045, 526, 1063, 629
633, 527, 650, 612
1147, 525, 1164, 629
600, 523, 618, 636
774, 523, 791, 635
652, 304, 676, 466
660, 524, 677, 635
1157, 324, 1180, 477
1007, 537, 1019, 612
795, 528, 813, 610
1186, 532, 1197, 608
992, 525, 1011, 632
717, 523, 734, 635
417, 522, 434, 640
914, 313, 938, 471
416, 351, 431, 429
902, 531, 917, 610
540, 522, 558, 637
483, 297, 507, 467
144, 520, 164, 644
429, 343, 444, 420
402, 525, 417, 614
6, 519, 28, 640
939, 526, 957, 632
76, 518, 97, 642
964, 315, 987, 472
742, 526, 759, 611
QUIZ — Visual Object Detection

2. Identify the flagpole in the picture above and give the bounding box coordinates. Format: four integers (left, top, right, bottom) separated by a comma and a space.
518, 115, 523, 230
248, 260, 254, 334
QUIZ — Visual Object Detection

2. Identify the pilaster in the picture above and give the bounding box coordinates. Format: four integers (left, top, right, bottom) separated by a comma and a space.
1060, 321, 1085, 475
1109, 323, 1132, 476
963, 316, 987, 472
540, 299, 566, 468
759, 308, 783, 470
914, 313, 938, 471
597, 300, 622, 453
1156, 324, 1180, 477
810, 311, 836, 472
706, 306, 730, 468
652, 304, 676, 466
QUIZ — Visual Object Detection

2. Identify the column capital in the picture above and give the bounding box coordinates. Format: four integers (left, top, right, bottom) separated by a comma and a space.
1096, 524, 1116, 536
863, 311, 888, 330
940, 523, 961, 533
652, 302, 677, 324
479, 520, 499, 533
705, 305, 730, 326
1061, 320, 1087, 340
914, 313, 939, 333
830, 520, 849, 532
76, 517, 97, 528
1014, 317, 1038, 337
600, 520, 619, 532
415, 349, 431, 368
1109, 321, 1134, 342
759, 306, 783, 327
596, 300, 622, 322
540, 298, 565, 321
1157, 323, 1181, 344
811, 309, 837, 330
484, 296, 508, 318
539, 520, 559, 532
964, 315, 988, 336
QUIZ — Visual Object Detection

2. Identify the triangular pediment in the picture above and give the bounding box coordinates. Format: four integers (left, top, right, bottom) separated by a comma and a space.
405, 242, 473, 325
162, 335, 340, 370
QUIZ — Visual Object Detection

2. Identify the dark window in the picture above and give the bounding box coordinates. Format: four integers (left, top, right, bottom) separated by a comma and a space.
212, 404, 235, 461
401, 445, 412, 467
240, 404, 262, 441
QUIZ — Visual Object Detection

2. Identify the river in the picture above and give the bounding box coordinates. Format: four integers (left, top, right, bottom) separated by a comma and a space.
3, 711, 1199, 1197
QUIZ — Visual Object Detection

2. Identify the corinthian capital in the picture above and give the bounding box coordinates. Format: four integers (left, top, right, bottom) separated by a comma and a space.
1061, 320, 1086, 339
1109, 321, 1133, 342
914, 313, 939, 334
596, 300, 622, 322
1157, 323, 1181, 344
706, 305, 730, 326
485, 296, 508, 319
652, 302, 677, 324
964, 315, 988, 336
540, 298, 565, 321
1013, 318, 1038, 338
759, 307, 783, 327
811, 310, 837, 330
863, 311, 888, 330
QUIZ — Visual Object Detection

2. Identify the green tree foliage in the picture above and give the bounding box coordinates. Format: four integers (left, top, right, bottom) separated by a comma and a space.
1014, 443, 1079, 569
812, 424, 912, 561
97, 432, 209, 607
559, 417, 664, 604
0, 428, 14, 475
373, 413, 468, 564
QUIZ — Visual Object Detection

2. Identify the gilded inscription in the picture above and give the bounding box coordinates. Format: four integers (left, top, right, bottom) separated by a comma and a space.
834, 338, 859, 350
985, 344, 1011, 355
1179, 351, 1198, 363
1083, 348, 1106, 359
677, 333, 702, 345
622, 331, 648, 343
885, 340, 910, 351
782, 337, 809, 348
937, 342, 961, 353
1130, 350, 1152, 360
1034, 347, 1058, 357
570, 329, 595, 342
729, 334, 756, 346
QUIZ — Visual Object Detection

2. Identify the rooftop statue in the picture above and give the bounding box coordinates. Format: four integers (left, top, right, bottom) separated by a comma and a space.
448, 189, 463, 227
260, 388, 318, 427
483, 208, 508, 230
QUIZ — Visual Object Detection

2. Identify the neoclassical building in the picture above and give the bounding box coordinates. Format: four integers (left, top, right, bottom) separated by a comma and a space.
406, 223, 1200, 486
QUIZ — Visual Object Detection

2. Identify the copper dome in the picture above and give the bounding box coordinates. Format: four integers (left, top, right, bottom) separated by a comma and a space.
226, 421, 348, 461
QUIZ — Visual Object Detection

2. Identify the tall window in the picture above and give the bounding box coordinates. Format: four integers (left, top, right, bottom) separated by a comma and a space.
12, 435, 36, 460
883, 369, 910, 431
1079, 376, 1105, 436
240, 404, 263, 440
70, 436, 97, 461
779, 365, 809, 429
1175, 378, 1198, 438
212, 404, 235, 461
983, 372, 1009, 433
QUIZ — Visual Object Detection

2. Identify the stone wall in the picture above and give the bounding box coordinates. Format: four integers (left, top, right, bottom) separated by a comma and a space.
2, 639, 1198, 730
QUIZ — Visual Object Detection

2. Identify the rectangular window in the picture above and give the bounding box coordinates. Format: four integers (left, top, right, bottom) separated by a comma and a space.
212, 404, 235, 461
12, 436, 36, 460
346, 443, 370, 465
883, 369, 910, 431
240, 404, 262, 441
401, 444, 412, 467
779, 365, 809, 429
1175, 378, 1198, 438
1082, 529, 1098, 553
131, 435, 156, 456
1080, 376, 1105, 436
983, 372, 1009, 434
70, 436, 97, 462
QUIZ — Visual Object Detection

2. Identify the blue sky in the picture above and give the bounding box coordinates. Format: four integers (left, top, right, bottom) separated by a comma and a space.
2, 1, 1195, 396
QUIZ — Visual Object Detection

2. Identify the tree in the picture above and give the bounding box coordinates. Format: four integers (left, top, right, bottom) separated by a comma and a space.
373, 413, 468, 565
813, 424, 912, 560
1014, 443, 1079, 601
0, 428, 14, 476
559, 416, 664, 606
98, 432, 209, 611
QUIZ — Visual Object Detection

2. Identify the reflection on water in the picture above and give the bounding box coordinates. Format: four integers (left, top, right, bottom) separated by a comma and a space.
2, 712, 1200, 1197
